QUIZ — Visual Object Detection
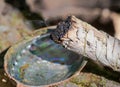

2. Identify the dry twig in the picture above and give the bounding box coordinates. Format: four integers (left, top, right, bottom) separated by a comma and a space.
51, 16, 120, 72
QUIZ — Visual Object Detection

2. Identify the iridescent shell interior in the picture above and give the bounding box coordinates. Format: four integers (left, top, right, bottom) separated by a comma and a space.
6, 33, 84, 86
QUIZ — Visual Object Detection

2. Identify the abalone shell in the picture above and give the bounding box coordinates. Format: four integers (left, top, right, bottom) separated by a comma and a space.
4, 28, 85, 86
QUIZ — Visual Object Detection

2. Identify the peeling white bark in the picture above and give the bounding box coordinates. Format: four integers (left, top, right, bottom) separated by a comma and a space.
51, 16, 120, 72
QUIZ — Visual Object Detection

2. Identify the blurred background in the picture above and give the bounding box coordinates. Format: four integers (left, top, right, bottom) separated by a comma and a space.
0, 0, 120, 87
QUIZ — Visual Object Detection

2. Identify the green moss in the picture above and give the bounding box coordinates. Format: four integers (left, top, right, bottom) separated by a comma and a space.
0, 45, 2, 50
90, 83, 97, 87
82, 59, 120, 82
70, 76, 89, 87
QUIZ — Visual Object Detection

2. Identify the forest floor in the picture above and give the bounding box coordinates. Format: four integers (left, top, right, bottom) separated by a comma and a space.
0, 0, 120, 87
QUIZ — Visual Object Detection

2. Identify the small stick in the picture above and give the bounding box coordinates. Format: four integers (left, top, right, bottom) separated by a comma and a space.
51, 16, 120, 72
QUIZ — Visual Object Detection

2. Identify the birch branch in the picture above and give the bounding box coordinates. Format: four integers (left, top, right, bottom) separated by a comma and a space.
51, 16, 120, 72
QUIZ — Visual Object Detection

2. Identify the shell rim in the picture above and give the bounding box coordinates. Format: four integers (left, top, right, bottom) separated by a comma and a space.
4, 26, 87, 87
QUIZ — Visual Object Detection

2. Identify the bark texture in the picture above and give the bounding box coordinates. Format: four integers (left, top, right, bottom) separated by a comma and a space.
51, 16, 120, 72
